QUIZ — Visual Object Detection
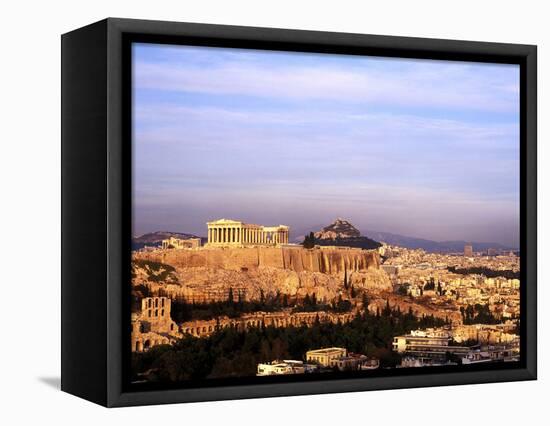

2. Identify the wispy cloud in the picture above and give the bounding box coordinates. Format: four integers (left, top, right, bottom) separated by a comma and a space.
134, 48, 519, 113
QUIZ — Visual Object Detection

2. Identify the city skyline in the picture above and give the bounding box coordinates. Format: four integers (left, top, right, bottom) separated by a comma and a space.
132, 43, 520, 247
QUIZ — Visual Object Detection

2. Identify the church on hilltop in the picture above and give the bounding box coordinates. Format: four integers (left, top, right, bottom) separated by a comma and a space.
206, 218, 289, 247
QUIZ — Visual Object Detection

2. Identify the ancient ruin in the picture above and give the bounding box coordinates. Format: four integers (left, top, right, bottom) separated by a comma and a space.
161, 236, 201, 249
206, 218, 289, 247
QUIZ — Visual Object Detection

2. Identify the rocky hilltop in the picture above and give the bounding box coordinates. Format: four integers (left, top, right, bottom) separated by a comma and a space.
312, 218, 382, 250
314, 217, 362, 239
132, 246, 391, 303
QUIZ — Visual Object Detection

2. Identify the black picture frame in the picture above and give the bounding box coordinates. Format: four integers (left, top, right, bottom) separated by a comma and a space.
61, 17, 537, 407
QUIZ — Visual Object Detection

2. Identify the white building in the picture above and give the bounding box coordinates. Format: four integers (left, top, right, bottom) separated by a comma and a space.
257, 360, 316, 376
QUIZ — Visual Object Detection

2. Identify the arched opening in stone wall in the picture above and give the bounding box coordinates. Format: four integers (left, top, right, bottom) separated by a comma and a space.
143, 339, 151, 350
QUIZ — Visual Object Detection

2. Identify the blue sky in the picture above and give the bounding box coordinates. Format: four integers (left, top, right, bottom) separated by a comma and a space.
132, 43, 520, 247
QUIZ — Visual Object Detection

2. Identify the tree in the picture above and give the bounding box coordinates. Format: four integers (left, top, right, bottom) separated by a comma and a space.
282, 294, 289, 308
362, 293, 369, 309
424, 279, 435, 291
397, 285, 408, 296
303, 232, 315, 249
383, 299, 392, 317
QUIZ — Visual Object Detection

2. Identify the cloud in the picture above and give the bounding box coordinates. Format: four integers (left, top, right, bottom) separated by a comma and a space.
134, 50, 519, 113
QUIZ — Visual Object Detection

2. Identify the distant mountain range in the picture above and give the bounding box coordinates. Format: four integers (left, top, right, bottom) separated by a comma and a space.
363, 230, 516, 253
293, 219, 515, 253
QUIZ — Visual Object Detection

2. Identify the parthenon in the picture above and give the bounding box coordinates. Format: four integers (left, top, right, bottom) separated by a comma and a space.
206, 218, 289, 247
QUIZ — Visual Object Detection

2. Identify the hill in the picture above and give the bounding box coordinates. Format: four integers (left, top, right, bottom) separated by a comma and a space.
310, 218, 382, 250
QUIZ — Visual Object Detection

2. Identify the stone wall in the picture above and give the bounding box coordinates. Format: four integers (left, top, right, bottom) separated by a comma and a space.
179, 310, 355, 339
134, 246, 379, 274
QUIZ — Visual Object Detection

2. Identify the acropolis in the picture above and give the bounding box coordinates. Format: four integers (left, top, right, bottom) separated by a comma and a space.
206, 218, 289, 247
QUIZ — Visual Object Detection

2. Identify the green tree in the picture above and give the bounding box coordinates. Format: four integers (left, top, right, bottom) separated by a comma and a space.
303, 232, 316, 249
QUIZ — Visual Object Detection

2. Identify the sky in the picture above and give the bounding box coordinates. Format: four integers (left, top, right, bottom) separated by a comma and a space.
132, 43, 520, 247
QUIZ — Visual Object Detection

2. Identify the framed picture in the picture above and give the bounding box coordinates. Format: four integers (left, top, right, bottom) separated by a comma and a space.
61, 18, 537, 407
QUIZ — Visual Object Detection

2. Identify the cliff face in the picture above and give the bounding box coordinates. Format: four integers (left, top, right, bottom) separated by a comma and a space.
132, 247, 391, 302
136, 246, 379, 274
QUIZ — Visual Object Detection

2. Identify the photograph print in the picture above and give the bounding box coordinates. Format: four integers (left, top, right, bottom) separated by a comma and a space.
129, 42, 521, 386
